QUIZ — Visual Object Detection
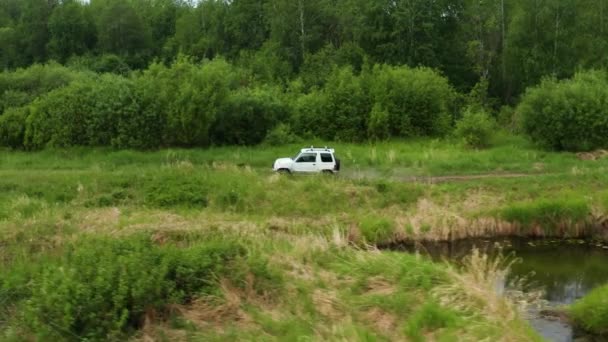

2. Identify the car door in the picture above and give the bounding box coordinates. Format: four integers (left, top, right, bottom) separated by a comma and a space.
292, 152, 318, 172
319, 152, 334, 171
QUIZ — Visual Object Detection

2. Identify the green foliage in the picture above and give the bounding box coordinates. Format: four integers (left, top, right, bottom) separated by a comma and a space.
0, 106, 28, 148
263, 123, 301, 146
47, 0, 94, 62
359, 216, 395, 244
499, 197, 589, 231
368, 104, 390, 141
570, 284, 608, 335
0, 62, 86, 113
25, 80, 93, 148
24, 74, 138, 148
144, 174, 209, 208
154, 57, 237, 147
299, 44, 366, 90
369, 65, 455, 138
20, 236, 267, 340
96, 0, 151, 67
405, 301, 461, 342
292, 89, 328, 138
211, 87, 288, 146
454, 107, 495, 148
518, 71, 608, 151
323, 66, 370, 141
113, 73, 164, 149
497, 105, 517, 132
68, 54, 132, 75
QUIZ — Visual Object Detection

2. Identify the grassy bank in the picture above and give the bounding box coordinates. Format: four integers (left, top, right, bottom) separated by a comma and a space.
570, 285, 608, 337
1, 223, 539, 341
1, 135, 606, 339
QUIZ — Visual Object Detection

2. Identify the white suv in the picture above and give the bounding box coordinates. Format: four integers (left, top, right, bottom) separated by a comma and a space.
273, 147, 341, 174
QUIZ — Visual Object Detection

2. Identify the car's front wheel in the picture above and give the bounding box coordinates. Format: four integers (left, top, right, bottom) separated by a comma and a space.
277, 168, 291, 174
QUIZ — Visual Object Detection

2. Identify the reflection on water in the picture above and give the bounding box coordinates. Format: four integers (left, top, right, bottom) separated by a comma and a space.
395, 239, 608, 342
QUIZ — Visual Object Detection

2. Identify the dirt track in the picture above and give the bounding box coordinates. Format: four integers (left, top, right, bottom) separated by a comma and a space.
342, 169, 547, 184
398, 173, 542, 184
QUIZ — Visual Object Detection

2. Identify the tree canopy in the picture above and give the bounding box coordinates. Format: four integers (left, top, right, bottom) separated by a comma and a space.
1, 0, 607, 102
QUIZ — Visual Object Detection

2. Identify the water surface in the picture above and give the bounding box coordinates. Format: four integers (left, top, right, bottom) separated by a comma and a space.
397, 239, 608, 342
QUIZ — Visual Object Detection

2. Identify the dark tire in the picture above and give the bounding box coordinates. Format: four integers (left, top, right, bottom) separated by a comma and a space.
322, 170, 334, 175
278, 169, 291, 174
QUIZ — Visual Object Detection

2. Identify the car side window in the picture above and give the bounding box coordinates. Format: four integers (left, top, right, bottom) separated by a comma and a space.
320, 153, 333, 163
296, 153, 317, 163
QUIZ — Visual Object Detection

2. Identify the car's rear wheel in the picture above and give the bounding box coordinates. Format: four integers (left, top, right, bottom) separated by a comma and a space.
322, 170, 334, 175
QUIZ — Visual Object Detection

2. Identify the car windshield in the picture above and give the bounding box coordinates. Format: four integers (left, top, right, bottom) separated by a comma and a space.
292, 153, 300, 160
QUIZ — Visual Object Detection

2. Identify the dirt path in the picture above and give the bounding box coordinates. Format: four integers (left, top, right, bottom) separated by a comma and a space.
398, 173, 543, 184
342, 169, 549, 184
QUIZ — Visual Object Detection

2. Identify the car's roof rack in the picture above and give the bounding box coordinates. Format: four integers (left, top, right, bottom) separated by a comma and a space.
301, 146, 335, 153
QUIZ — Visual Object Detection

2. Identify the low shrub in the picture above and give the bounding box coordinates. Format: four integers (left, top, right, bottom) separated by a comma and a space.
20, 235, 279, 340
0, 63, 86, 114
144, 174, 209, 208
570, 284, 608, 335
264, 123, 301, 146
405, 301, 461, 342
24, 75, 138, 149
454, 107, 495, 148
0, 106, 28, 149
211, 87, 288, 146
368, 104, 390, 141
518, 71, 608, 151
359, 216, 395, 244
369, 65, 456, 138
499, 198, 589, 232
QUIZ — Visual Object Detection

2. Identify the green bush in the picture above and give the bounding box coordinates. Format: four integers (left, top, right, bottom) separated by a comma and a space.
405, 301, 461, 342
161, 57, 238, 147
0, 106, 28, 148
292, 66, 369, 141
144, 174, 209, 208
359, 216, 395, 244
0, 90, 30, 112
369, 65, 455, 138
93, 54, 132, 75
22, 236, 258, 340
0, 63, 87, 114
323, 67, 370, 141
518, 71, 608, 151
263, 123, 301, 146
454, 107, 495, 148
24, 75, 138, 149
368, 104, 390, 141
570, 284, 608, 335
25, 82, 93, 148
211, 87, 289, 146
114, 73, 165, 149
499, 198, 589, 232
292, 90, 328, 138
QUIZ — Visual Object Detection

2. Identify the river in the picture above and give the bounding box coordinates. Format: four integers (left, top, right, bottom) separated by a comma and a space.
394, 238, 608, 341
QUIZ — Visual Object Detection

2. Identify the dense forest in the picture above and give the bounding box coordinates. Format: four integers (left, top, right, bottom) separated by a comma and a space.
1, 0, 608, 150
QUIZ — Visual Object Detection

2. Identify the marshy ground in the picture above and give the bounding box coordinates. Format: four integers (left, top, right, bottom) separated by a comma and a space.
1, 135, 607, 341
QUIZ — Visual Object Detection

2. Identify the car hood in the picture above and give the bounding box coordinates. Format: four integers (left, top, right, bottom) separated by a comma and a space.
274, 158, 293, 165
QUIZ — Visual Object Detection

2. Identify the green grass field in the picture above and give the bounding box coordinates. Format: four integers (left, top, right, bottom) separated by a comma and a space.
1, 135, 606, 340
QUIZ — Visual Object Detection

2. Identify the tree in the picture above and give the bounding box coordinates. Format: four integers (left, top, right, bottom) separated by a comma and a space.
95, 0, 151, 65
47, 0, 94, 62
0, 26, 18, 70
173, 0, 227, 60
504, 0, 577, 99
16, 0, 54, 65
